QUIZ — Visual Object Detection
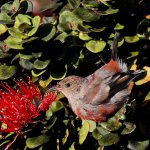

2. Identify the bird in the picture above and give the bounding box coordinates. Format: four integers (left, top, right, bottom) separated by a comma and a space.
50, 33, 145, 122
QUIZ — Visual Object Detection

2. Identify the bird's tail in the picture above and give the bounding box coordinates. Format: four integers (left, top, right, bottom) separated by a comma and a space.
111, 32, 120, 61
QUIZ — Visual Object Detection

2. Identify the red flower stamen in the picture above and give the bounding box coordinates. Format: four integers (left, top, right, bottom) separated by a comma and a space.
0, 77, 57, 132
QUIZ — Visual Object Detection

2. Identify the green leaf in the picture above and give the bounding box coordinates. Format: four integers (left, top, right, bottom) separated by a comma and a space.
127, 140, 149, 150
32, 52, 43, 58
68, 0, 80, 8
0, 12, 12, 24
26, 135, 51, 149
114, 23, 125, 30
4, 36, 23, 49
51, 64, 67, 80
14, 14, 32, 29
33, 59, 50, 70
85, 40, 106, 53
90, 27, 106, 32
121, 122, 136, 135
39, 75, 52, 88
0, 64, 17, 80
100, 8, 119, 15
62, 129, 69, 145
46, 101, 63, 120
8, 27, 28, 39
69, 142, 75, 150
92, 127, 120, 146
27, 16, 40, 36
31, 70, 46, 77
125, 35, 139, 43
79, 120, 90, 144
41, 25, 56, 42
19, 53, 33, 60
58, 10, 82, 32
145, 91, 150, 101
86, 120, 96, 132
19, 59, 34, 70
82, 0, 99, 8
0, 24, 7, 35
73, 7, 100, 22
79, 32, 92, 41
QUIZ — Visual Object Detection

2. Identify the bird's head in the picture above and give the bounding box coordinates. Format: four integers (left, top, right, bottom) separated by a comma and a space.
57, 76, 83, 97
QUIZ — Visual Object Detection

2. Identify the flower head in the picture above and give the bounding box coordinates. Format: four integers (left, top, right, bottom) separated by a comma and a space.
0, 77, 57, 132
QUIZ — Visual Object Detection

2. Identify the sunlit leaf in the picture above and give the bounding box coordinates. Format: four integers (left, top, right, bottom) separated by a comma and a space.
79, 120, 90, 144
79, 32, 92, 41
26, 135, 51, 149
86, 40, 106, 53
39, 75, 52, 88
0, 24, 7, 35
114, 23, 124, 30
58, 10, 82, 32
125, 35, 139, 43
62, 129, 69, 145
69, 142, 75, 150
14, 14, 32, 29
31, 70, 46, 77
144, 91, 150, 101
27, 16, 40, 36
4, 36, 23, 49
33, 59, 50, 70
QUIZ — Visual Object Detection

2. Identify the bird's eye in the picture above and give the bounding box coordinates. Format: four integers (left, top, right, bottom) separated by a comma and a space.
65, 83, 71, 88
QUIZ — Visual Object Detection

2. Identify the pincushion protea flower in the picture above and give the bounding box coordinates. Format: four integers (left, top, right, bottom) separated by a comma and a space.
0, 77, 57, 132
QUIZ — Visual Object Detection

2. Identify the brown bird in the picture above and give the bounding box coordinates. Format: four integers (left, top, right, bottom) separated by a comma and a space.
50, 33, 145, 122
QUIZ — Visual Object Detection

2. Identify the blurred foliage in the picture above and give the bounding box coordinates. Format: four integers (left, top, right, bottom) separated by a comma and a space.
0, 0, 150, 149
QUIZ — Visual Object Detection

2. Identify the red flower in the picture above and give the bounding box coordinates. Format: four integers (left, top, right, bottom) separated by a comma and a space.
0, 77, 57, 132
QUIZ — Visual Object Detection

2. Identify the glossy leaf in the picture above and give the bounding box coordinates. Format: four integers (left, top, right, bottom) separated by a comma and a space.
85, 40, 106, 53
79, 32, 92, 41
26, 135, 51, 149
0, 64, 17, 80
33, 59, 50, 70
79, 120, 90, 144
39, 75, 52, 88
62, 129, 69, 145
114, 23, 124, 30
31, 70, 46, 77
0, 24, 7, 35
125, 35, 139, 43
